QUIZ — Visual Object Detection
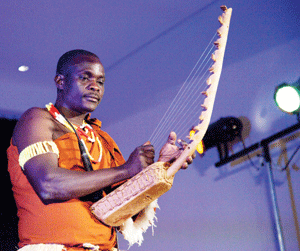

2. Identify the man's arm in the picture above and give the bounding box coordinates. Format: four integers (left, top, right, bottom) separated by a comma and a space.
13, 108, 154, 204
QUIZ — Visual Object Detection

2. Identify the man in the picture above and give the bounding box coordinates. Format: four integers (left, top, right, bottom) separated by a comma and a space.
7, 50, 193, 251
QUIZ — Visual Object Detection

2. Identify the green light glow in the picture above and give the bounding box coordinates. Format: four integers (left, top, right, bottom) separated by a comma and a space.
274, 83, 300, 114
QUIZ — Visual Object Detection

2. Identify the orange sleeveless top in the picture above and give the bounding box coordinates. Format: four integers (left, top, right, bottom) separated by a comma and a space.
7, 118, 125, 250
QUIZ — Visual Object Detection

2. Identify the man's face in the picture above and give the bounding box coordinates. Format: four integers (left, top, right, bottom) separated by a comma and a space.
61, 56, 105, 114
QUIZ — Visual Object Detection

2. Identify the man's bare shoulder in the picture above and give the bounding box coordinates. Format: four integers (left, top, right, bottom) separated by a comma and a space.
12, 107, 56, 150
21, 107, 50, 119
16, 107, 52, 128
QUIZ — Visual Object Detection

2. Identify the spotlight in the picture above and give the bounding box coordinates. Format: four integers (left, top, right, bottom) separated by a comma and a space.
202, 116, 243, 149
274, 78, 300, 115
190, 116, 243, 160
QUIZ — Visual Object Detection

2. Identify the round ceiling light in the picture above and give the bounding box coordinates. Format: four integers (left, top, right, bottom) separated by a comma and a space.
18, 65, 29, 72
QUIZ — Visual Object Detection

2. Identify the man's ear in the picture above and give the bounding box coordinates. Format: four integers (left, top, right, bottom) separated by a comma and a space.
54, 74, 65, 90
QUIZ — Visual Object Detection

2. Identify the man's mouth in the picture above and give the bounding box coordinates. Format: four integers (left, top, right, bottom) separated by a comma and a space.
84, 94, 100, 103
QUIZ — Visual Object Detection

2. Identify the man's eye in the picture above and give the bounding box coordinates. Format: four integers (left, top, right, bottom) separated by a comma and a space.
79, 75, 89, 81
98, 77, 105, 85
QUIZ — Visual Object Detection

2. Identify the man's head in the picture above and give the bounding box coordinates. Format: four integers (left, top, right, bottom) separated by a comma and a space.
56, 49, 100, 76
54, 49, 105, 114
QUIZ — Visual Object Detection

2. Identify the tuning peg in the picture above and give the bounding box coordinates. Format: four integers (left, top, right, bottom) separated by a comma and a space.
201, 91, 208, 97
211, 53, 216, 62
206, 78, 212, 85
201, 104, 208, 111
220, 5, 228, 11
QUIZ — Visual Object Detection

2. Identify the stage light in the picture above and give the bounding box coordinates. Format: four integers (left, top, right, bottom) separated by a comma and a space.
190, 117, 243, 159
202, 117, 243, 150
274, 80, 300, 114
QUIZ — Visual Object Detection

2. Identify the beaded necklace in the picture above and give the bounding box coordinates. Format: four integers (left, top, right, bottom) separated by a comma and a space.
46, 103, 103, 164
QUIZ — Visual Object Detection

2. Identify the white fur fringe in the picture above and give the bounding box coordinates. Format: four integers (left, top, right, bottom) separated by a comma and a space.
119, 199, 159, 248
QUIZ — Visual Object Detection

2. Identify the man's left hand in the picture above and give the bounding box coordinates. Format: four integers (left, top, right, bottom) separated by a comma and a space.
158, 131, 196, 169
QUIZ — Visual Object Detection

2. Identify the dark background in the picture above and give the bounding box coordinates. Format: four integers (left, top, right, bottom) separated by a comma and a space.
1, 119, 18, 251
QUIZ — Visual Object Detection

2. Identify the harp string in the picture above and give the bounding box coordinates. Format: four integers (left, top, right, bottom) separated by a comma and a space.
150, 59, 213, 151
149, 32, 218, 152
170, 52, 213, 133
149, 33, 217, 146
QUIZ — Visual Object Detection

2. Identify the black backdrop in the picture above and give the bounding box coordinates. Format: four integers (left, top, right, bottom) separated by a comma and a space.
0, 118, 19, 251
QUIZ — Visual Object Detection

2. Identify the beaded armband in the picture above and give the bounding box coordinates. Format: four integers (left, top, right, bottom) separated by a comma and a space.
19, 141, 60, 170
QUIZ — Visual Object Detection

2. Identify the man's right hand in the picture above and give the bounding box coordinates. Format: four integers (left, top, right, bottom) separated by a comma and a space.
125, 141, 155, 178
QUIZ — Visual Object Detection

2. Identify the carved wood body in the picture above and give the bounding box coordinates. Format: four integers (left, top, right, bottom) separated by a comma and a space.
91, 162, 172, 226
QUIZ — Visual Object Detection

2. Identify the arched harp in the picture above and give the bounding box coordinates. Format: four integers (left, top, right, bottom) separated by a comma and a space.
91, 6, 232, 227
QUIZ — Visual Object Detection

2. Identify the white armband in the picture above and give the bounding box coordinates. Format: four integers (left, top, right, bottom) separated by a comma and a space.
19, 141, 60, 170
17, 244, 65, 251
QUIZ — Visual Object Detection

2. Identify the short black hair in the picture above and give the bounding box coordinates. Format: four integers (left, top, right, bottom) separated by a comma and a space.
56, 49, 100, 75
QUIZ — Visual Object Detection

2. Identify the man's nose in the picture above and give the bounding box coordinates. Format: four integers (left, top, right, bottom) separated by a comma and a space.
88, 80, 100, 92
